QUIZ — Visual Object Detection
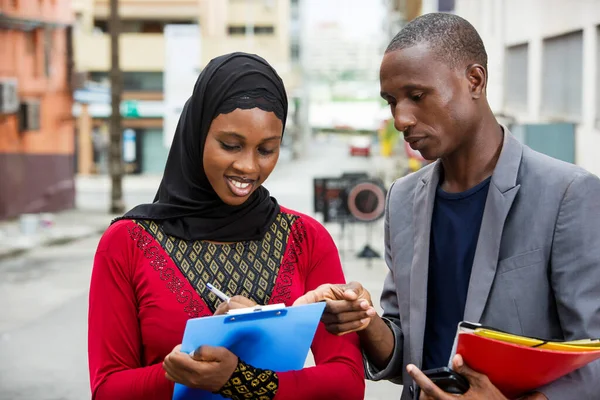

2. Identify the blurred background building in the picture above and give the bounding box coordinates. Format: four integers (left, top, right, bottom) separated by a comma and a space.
455, 0, 600, 178
71, 0, 296, 176
1, 3, 600, 400
71, 0, 199, 175
1, 0, 599, 214
389, 0, 600, 176
0, 0, 75, 220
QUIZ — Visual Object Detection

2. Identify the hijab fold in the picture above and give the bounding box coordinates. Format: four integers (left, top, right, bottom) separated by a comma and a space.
113, 52, 288, 242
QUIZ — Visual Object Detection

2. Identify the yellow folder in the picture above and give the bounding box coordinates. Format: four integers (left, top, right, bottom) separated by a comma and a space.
472, 328, 600, 352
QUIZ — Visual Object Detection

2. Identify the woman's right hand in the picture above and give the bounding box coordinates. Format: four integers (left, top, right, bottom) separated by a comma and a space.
214, 295, 257, 315
293, 281, 378, 335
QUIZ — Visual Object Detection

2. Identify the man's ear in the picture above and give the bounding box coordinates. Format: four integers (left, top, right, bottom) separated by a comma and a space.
465, 64, 486, 99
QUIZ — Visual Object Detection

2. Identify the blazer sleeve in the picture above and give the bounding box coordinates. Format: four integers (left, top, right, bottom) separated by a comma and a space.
363, 180, 405, 384
537, 172, 600, 400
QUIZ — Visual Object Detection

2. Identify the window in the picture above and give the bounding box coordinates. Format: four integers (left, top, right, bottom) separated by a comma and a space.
291, 42, 300, 63
89, 72, 164, 92
19, 100, 41, 132
438, 0, 455, 12
133, 21, 163, 33
25, 30, 35, 54
504, 43, 529, 111
541, 31, 584, 120
43, 29, 53, 78
254, 26, 274, 34
228, 26, 246, 35
227, 25, 275, 35
26, 30, 42, 77
122, 72, 163, 91
290, 1, 299, 20
93, 19, 108, 33
92, 19, 195, 34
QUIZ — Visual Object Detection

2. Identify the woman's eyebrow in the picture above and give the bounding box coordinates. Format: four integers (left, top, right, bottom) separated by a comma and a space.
217, 131, 245, 140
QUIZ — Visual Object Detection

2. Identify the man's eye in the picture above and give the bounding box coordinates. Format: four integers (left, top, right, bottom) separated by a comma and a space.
410, 93, 423, 102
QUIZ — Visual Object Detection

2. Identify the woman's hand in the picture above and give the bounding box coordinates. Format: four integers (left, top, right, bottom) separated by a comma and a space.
214, 295, 257, 316
163, 344, 238, 392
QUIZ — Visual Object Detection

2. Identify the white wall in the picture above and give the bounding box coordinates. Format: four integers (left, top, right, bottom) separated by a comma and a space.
455, 0, 600, 176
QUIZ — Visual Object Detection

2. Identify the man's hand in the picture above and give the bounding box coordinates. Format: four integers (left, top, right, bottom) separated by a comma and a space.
408, 354, 549, 399
162, 345, 238, 392
213, 295, 256, 316
408, 354, 508, 400
294, 281, 396, 370
293, 281, 377, 335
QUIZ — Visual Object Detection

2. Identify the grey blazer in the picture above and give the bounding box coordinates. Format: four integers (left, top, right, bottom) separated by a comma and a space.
364, 129, 600, 399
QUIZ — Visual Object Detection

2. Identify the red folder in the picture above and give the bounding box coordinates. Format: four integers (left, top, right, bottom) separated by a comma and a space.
456, 332, 600, 399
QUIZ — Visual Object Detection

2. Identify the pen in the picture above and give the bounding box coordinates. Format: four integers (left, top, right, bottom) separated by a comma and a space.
206, 283, 230, 303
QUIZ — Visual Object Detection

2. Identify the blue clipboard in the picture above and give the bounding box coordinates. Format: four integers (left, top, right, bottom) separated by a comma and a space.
172, 302, 326, 400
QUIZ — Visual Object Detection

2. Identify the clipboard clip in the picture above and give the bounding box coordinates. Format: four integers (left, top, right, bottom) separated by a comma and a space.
225, 303, 288, 323
227, 303, 286, 316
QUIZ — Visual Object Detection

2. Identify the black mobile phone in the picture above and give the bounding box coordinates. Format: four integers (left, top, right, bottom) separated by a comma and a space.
421, 367, 470, 395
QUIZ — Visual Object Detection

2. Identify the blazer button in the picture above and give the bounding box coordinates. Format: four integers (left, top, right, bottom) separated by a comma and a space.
409, 384, 415, 398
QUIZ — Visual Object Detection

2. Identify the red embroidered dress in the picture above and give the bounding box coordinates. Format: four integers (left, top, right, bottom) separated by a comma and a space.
88, 207, 365, 400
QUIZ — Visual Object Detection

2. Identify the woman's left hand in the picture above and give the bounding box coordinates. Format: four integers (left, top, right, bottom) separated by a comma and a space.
163, 344, 239, 392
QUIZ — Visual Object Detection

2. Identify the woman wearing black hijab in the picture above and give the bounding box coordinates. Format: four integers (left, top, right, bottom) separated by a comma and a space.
88, 53, 365, 400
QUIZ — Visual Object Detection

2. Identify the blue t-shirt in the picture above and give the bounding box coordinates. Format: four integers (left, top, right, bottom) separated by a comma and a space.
422, 177, 491, 370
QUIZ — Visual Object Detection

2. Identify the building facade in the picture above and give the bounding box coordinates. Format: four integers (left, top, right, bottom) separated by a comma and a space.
200, 0, 293, 81
0, 0, 75, 220
71, 0, 198, 176
72, 0, 294, 176
454, 0, 600, 176
393, 0, 599, 176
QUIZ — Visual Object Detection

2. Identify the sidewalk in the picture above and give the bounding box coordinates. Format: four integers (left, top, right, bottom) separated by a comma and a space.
0, 211, 114, 261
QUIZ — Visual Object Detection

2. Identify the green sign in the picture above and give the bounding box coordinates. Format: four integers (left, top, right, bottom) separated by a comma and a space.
121, 100, 140, 118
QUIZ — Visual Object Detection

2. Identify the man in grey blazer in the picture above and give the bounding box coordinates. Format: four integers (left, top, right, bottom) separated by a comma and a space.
295, 13, 600, 400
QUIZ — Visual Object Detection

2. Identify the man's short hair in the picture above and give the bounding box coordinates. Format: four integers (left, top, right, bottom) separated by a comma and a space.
386, 13, 488, 73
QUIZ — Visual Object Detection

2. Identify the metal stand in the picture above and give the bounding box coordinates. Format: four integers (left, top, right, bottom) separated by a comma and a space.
339, 220, 346, 263
356, 222, 380, 268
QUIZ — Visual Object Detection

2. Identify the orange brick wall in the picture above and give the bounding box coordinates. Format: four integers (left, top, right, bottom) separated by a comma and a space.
0, 0, 75, 219
0, 28, 74, 155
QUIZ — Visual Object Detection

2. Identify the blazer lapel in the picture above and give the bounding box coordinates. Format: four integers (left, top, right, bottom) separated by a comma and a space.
409, 160, 441, 368
463, 130, 523, 322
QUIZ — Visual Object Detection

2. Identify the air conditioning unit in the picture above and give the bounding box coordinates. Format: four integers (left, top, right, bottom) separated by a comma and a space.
19, 99, 41, 132
0, 78, 19, 114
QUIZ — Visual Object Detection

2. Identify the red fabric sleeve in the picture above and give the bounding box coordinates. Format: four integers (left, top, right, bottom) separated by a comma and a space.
275, 216, 366, 400
88, 222, 174, 400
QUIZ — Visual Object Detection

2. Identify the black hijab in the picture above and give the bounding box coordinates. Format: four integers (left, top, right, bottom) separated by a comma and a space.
114, 52, 287, 242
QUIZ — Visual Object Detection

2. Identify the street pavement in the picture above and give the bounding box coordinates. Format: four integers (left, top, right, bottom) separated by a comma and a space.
0, 135, 403, 400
